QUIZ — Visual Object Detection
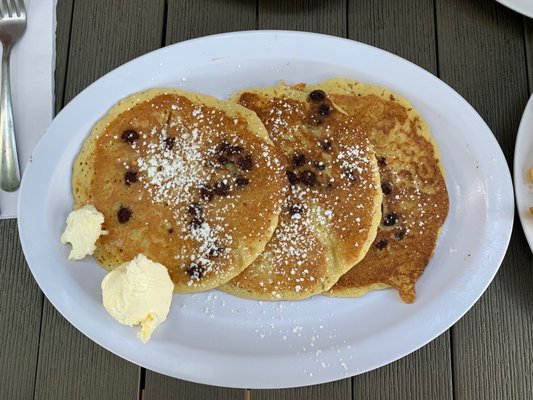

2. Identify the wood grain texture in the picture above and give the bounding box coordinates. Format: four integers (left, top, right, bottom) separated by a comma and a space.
436, 0, 532, 399
144, 375, 243, 400
353, 334, 452, 400
165, 0, 256, 45
33, 1, 166, 398
254, 380, 351, 400
258, 0, 346, 36
33, 303, 140, 400
63, 0, 166, 103
525, 17, 533, 91
0, 220, 43, 399
348, 0, 437, 72
54, 0, 74, 114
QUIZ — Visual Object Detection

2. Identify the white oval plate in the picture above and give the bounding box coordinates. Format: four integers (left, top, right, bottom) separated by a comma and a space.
495, 0, 533, 18
514, 94, 533, 251
18, 31, 514, 389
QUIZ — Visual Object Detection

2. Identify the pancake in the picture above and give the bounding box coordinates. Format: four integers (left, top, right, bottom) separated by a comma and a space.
220, 84, 382, 300
72, 88, 286, 292
308, 78, 449, 303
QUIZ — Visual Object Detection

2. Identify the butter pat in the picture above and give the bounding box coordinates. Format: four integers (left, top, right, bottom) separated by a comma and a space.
101, 254, 174, 343
60, 205, 105, 260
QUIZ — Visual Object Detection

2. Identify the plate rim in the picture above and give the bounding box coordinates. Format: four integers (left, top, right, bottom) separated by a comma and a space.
513, 93, 533, 252
494, 0, 533, 18
17, 30, 515, 388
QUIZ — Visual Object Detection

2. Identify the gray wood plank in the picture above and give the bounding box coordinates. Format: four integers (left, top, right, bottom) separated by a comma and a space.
348, 0, 437, 72
54, 0, 74, 114
258, 0, 346, 36
436, 0, 533, 399
347, 1, 453, 398
34, 1, 166, 399
143, 0, 254, 397
0, 220, 43, 399
525, 18, 533, 91
34, 303, 140, 400
64, 0, 166, 103
144, 375, 243, 400
165, 0, 256, 45
254, 380, 351, 400
353, 334, 452, 399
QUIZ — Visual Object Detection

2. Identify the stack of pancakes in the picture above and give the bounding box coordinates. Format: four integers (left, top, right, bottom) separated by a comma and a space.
72, 79, 448, 303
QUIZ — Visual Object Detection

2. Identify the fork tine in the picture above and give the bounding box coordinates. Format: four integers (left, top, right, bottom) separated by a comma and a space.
1, 0, 10, 18
4, 0, 11, 17
7, 0, 18, 17
15, 0, 24, 18
8, 0, 15, 17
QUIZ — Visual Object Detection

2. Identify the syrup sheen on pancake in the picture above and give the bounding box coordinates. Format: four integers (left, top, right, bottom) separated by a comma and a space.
72, 88, 286, 293
221, 84, 382, 300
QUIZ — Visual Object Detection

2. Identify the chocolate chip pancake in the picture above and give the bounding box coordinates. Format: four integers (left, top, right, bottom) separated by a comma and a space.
220, 84, 382, 300
308, 78, 449, 303
72, 88, 286, 292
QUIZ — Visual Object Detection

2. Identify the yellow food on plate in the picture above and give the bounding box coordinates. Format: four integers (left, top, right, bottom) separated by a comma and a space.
60, 204, 106, 260
101, 254, 174, 343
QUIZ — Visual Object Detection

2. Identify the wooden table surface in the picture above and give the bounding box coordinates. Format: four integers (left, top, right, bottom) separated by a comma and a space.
2, 0, 533, 398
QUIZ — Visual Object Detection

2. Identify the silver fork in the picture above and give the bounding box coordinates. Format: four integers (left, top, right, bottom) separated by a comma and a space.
0, 0, 26, 192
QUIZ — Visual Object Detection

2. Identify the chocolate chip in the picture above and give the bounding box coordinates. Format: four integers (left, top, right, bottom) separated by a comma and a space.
318, 139, 332, 152
343, 169, 357, 182
378, 156, 387, 167
383, 212, 398, 226
286, 170, 299, 185
381, 182, 392, 195
188, 203, 203, 217
190, 217, 204, 229
121, 129, 139, 144
217, 155, 229, 164
237, 154, 253, 171
208, 244, 222, 257
288, 203, 303, 215
214, 181, 231, 196
168, 228, 174, 234
225, 145, 243, 156
235, 176, 250, 187
308, 89, 326, 102
313, 161, 326, 170
200, 185, 214, 202
317, 103, 332, 116
395, 230, 405, 241
292, 153, 306, 167
216, 141, 229, 154
164, 137, 176, 150
186, 263, 205, 279
375, 239, 388, 250
117, 206, 132, 223
124, 171, 138, 185
299, 170, 317, 186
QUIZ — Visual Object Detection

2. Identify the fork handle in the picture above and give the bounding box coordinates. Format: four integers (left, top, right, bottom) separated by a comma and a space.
0, 43, 20, 191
